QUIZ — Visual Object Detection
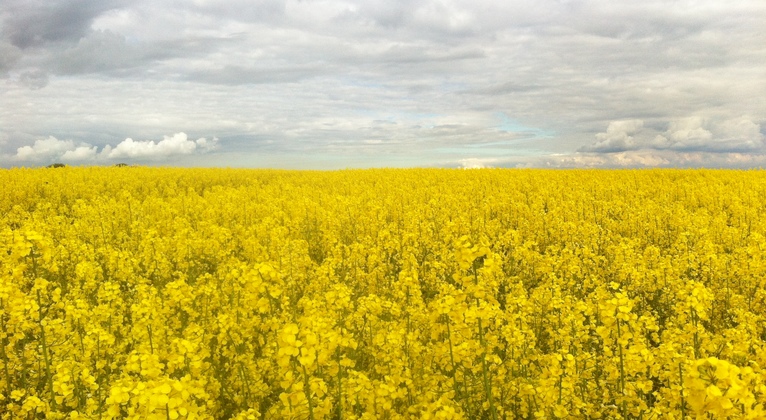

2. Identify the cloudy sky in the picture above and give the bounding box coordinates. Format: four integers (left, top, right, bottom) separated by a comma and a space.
1, 0, 764, 168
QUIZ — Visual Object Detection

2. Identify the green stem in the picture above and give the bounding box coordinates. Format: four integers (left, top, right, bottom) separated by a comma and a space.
37, 290, 57, 410
1, 300, 13, 397
617, 318, 626, 419
446, 316, 462, 402
691, 310, 700, 359
478, 318, 498, 420
336, 349, 343, 420
302, 364, 315, 420
148, 324, 154, 354
679, 363, 686, 420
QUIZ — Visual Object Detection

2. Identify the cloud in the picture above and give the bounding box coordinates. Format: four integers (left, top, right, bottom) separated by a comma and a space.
457, 157, 500, 169
1, 0, 128, 49
53, 30, 151, 75
0, 40, 22, 76
537, 149, 766, 169
17, 69, 49, 89
13, 133, 218, 163
361, 0, 478, 35
15, 136, 76, 161
187, 64, 324, 85
183, 0, 286, 23
61, 145, 99, 161
107, 133, 212, 159
652, 117, 714, 151
539, 150, 672, 168
579, 117, 765, 154
579, 120, 645, 153
654, 117, 764, 152
193, 136, 219, 152
560, 115, 765, 168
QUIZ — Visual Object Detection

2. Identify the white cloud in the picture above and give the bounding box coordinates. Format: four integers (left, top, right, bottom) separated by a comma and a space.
15, 137, 76, 161
580, 120, 644, 152
717, 117, 762, 141
13, 133, 218, 164
580, 117, 765, 155
710, 117, 764, 151
108, 133, 199, 159
61, 145, 99, 161
457, 157, 498, 169
194, 136, 219, 152
654, 117, 713, 150
549, 115, 765, 168
654, 117, 764, 152
537, 150, 766, 169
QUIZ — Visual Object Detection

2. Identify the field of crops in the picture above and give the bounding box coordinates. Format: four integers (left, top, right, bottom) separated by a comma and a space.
2, 168, 766, 419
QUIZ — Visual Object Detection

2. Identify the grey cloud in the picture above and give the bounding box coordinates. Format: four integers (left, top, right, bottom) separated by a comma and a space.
342, 0, 567, 38
18, 69, 49, 89
187, 64, 324, 85
1, 0, 128, 48
184, 0, 287, 23
344, 0, 425, 29
51, 30, 172, 75
376, 44, 485, 65
179, 35, 484, 86
0, 40, 22, 76
1, 0, 224, 81
570, 3, 707, 41
466, 81, 544, 96
579, 117, 765, 154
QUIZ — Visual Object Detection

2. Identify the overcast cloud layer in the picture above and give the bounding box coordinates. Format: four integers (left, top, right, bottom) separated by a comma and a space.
1, 0, 764, 168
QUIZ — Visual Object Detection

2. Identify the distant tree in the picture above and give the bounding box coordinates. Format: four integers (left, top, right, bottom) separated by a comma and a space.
46, 163, 66, 168
114, 163, 129, 167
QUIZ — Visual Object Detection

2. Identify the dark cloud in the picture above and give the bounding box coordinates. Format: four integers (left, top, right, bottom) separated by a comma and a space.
18, 69, 49, 89
51, 30, 175, 75
1, 0, 127, 48
0, 40, 22, 76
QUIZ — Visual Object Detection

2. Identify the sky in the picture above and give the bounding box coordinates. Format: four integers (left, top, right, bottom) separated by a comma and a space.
1, 0, 765, 169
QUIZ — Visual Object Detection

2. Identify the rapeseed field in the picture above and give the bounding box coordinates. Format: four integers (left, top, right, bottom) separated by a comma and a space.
2, 167, 766, 419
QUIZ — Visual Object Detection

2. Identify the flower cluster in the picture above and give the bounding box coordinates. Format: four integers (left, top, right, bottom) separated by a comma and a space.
2, 167, 766, 418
